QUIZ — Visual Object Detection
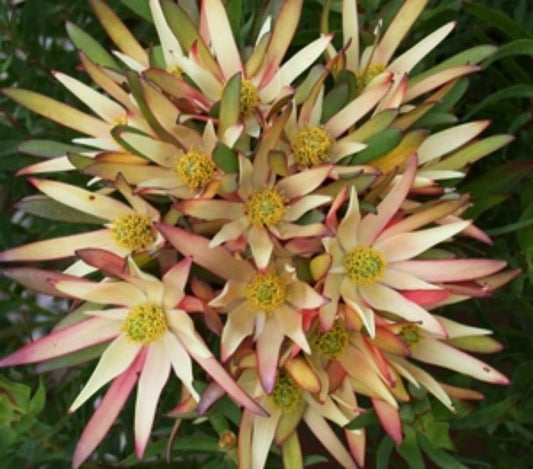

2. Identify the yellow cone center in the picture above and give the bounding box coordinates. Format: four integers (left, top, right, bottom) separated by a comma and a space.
312, 320, 350, 359
291, 126, 333, 167
218, 430, 237, 450
245, 271, 286, 313
343, 246, 386, 285
239, 79, 260, 117
175, 150, 217, 189
168, 64, 183, 78
271, 370, 302, 413
122, 302, 167, 344
356, 63, 387, 93
111, 115, 128, 128
245, 188, 286, 227
398, 324, 422, 347
110, 213, 156, 251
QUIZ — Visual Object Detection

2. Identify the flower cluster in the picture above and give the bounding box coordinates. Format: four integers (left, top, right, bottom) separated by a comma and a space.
0, 0, 517, 468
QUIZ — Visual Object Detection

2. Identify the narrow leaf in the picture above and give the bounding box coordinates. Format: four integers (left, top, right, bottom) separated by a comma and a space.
351, 128, 402, 164
17, 140, 89, 159
66, 22, 119, 70
212, 142, 238, 173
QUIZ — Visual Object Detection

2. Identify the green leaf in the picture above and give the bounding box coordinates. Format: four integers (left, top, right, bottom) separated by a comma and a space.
484, 39, 533, 67
120, 0, 153, 22
12, 414, 36, 434
218, 73, 241, 139
347, 409, 378, 430
0, 376, 31, 411
516, 203, 533, 268
65, 22, 119, 71
508, 111, 532, 135
17, 196, 107, 224
336, 70, 357, 101
28, 379, 46, 415
452, 398, 514, 430
297, 209, 324, 225
0, 155, 35, 171
295, 256, 312, 283
149, 45, 166, 69
463, 2, 533, 40
17, 140, 89, 159
227, 0, 243, 42
411, 46, 497, 84
431, 78, 470, 113
350, 128, 402, 164
302, 454, 329, 464
418, 432, 468, 469
281, 432, 303, 469
0, 140, 20, 158
376, 436, 394, 469
463, 194, 508, 219
110, 125, 153, 158
213, 396, 242, 427
0, 426, 17, 452
445, 335, 503, 353
413, 395, 432, 415
418, 421, 454, 451
67, 152, 94, 171
212, 143, 239, 173
126, 72, 176, 143
322, 83, 351, 123
465, 85, 533, 120
160, 0, 214, 70
397, 426, 425, 469
400, 404, 416, 424
208, 414, 230, 436
414, 112, 458, 128
429, 135, 514, 171
487, 217, 533, 236
36, 343, 109, 372
346, 109, 398, 142
173, 435, 222, 453
462, 160, 533, 196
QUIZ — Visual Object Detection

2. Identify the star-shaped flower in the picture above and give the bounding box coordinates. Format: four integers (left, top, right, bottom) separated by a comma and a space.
317, 157, 474, 335
0, 249, 264, 468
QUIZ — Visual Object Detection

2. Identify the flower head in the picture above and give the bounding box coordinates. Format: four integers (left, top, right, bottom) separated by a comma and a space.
233, 354, 362, 469
210, 257, 326, 393
0, 250, 264, 468
151, 0, 332, 134
0, 175, 162, 275
318, 156, 482, 335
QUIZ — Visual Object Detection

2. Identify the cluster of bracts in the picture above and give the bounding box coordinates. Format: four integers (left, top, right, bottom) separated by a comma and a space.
0, 1, 517, 468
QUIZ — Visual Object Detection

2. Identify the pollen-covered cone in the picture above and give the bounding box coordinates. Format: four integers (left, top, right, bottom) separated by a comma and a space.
0, 250, 264, 468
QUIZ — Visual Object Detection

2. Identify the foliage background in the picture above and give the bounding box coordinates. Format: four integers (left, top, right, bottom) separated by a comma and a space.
0, 0, 532, 467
